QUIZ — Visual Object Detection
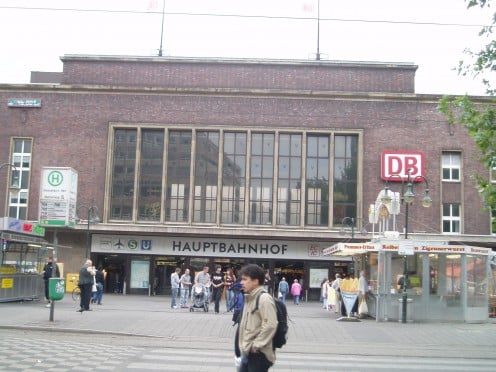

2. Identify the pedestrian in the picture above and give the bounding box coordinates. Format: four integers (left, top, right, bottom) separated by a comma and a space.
77, 259, 96, 312
358, 270, 368, 317
195, 265, 211, 304
91, 266, 105, 305
264, 270, 271, 293
290, 278, 302, 305
238, 264, 277, 372
224, 268, 236, 312
170, 267, 181, 309
277, 277, 289, 304
42, 256, 60, 308
211, 265, 225, 314
331, 273, 342, 314
321, 278, 329, 310
179, 268, 192, 308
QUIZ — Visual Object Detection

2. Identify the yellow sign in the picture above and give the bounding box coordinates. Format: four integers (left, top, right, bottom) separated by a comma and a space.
1, 278, 14, 289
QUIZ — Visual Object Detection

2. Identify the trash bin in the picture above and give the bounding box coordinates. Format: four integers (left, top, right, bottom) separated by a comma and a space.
398, 298, 413, 322
48, 278, 66, 301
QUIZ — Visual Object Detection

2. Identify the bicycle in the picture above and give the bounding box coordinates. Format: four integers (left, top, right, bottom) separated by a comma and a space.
72, 286, 81, 302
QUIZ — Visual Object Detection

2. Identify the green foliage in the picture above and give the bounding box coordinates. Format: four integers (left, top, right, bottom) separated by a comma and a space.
438, 0, 496, 231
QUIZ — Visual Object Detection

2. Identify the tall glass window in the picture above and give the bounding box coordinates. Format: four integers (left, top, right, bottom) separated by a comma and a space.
138, 130, 164, 221
305, 135, 329, 226
166, 131, 192, 222
222, 132, 246, 224
277, 134, 302, 225
249, 133, 274, 225
9, 138, 31, 220
194, 131, 219, 223
333, 135, 358, 224
110, 129, 137, 220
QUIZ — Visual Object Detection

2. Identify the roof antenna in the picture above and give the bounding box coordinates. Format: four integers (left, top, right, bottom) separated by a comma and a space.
316, 0, 321, 60
158, 0, 166, 56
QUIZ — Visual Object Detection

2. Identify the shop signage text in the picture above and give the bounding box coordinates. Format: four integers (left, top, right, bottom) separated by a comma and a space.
172, 241, 288, 255
92, 234, 348, 261
0, 217, 45, 237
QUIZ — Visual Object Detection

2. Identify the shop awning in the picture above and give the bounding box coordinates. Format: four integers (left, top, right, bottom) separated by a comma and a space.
323, 240, 493, 257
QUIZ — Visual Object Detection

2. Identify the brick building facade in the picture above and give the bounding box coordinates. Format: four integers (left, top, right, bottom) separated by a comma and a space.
1, 55, 494, 298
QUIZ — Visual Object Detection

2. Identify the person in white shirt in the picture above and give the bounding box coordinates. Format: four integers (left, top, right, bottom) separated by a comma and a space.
179, 268, 192, 308
170, 267, 181, 309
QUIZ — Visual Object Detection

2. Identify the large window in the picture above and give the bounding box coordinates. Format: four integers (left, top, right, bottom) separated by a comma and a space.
166, 131, 191, 222
138, 130, 164, 221
110, 129, 137, 220
8, 138, 31, 220
305, 135, 329, 226
108, 127, 359, 227
194, 131, 219, 223
333, 135, 358, 224
222, 132, 246, 224
249, 133, 274, 225
442, 203, 461, 233
442, 151, 461, 182
277, 134, 302, 225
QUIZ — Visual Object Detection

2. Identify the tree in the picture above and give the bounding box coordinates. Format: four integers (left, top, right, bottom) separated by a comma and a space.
438, 0, 496, 231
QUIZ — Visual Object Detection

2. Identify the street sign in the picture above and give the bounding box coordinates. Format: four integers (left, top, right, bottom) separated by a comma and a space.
38, 167, 78, 228
8, 98, 42, 108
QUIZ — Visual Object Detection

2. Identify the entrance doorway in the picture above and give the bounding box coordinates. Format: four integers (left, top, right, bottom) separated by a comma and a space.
274, 260, 304, 295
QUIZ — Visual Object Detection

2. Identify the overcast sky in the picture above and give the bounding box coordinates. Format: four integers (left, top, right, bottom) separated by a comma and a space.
0, 0, 492, 95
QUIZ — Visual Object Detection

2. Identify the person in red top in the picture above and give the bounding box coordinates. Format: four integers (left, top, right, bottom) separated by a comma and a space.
290, 279, 302, 305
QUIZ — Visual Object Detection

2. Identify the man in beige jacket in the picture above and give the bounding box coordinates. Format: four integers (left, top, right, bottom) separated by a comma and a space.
238, 264, 277, 372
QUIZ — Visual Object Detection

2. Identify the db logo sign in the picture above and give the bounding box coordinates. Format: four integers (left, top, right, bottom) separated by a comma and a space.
381, 151, 425, 181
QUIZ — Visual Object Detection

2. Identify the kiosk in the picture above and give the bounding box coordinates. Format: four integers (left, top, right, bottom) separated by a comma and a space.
324, 239, 493, 323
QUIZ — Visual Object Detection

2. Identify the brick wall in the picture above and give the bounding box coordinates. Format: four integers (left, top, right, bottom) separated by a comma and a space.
61, 56, 416, 93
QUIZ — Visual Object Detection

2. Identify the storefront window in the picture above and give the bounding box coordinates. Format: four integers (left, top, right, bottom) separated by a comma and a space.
1, 242, 46, 274
466, 255, 487, 307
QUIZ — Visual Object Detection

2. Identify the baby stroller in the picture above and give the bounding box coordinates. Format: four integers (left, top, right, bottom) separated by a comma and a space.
190, 283, 209, 312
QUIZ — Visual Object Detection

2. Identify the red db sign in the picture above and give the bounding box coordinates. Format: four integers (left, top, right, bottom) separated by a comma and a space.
381, 151, 425, 181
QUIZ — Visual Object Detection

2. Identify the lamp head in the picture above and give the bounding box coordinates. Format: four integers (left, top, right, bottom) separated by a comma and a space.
422, 189, 432, 208
403, 183, 415, 204
381, 186, 392, 204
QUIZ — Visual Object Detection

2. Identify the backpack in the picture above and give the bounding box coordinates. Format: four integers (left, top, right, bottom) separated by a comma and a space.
253, 291, 288, 349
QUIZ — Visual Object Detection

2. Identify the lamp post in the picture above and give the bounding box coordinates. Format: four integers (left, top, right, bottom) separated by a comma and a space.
339, 217, 369, 239
0, 162, 20, 267
0, 162, 20, 190
381, 169, 432, 323
76, 206, 100, 259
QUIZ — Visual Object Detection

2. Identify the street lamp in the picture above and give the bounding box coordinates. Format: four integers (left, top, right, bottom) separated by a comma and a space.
339, 217, 368, 238
75, 205, 100, 259
0, 163, 20, 267
381, 169, 432, 323
0, 162, 21, 191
